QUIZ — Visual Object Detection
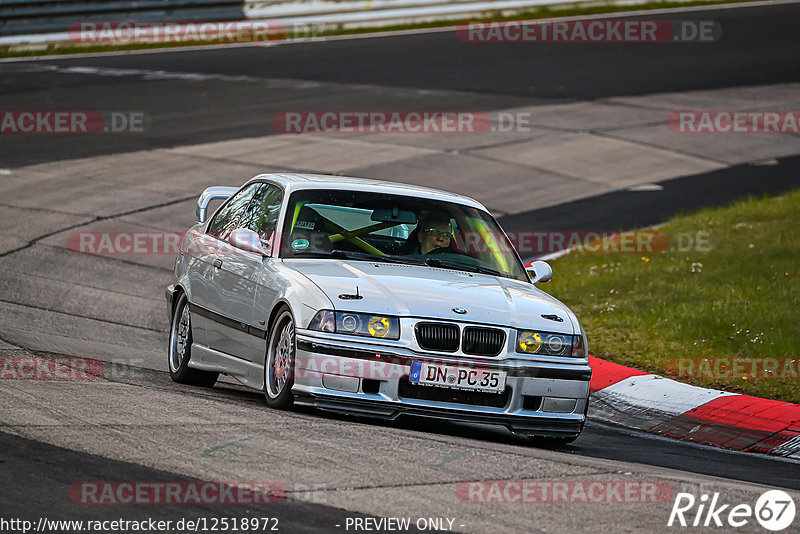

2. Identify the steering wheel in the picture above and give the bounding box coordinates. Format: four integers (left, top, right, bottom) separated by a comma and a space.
425, 246, 467, 256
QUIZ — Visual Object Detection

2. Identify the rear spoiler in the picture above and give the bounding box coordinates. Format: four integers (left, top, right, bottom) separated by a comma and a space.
196, 186, 239, 223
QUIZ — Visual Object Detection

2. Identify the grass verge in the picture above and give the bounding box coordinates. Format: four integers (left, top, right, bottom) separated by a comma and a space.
0, 0, 769, 58
546, 189, 800, 403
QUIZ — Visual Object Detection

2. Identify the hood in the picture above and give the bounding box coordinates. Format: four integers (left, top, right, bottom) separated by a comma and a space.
286, 259, 574, 333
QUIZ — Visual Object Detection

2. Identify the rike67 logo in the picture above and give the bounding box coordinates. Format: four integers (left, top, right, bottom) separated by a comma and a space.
668, 490, 796, 531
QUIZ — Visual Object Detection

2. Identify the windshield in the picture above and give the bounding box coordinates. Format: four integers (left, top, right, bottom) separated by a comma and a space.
279, 189, 529, 282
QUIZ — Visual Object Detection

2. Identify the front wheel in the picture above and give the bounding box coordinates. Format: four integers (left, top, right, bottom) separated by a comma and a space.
168, 293, 218, 387
264, 307, 295, 409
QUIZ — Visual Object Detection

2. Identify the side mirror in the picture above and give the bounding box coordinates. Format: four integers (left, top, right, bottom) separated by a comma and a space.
229, 228, 270, 257
526, 260, 553, 283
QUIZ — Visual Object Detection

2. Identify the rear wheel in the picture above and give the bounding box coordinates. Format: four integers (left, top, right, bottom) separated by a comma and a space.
168, 293, 218, 387
264, 307, 295, 409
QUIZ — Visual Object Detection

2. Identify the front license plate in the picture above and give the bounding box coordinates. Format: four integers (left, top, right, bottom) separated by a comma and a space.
409, 361, 507, 393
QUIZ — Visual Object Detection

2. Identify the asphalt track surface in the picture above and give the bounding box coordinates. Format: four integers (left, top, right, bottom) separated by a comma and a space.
502, 154, 800, 236
1, 2, 799, 167
2, 2, 800, 531
0, 431, 389, 532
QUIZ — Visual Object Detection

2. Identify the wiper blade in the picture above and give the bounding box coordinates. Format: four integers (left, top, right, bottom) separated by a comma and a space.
348, 252, 428, 266
292, 250, 369, 260
335, 250, 425, 265
295, 249, 425, 265
295, 250, 504, 276
424, 258, 502, 277
376, 255, 427, 266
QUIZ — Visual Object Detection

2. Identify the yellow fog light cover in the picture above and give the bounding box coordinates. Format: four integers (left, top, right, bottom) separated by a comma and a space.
330, 311, 400, 340
517, 330, 576, 356
518, 331, 542, 353
368, 316, 391, 338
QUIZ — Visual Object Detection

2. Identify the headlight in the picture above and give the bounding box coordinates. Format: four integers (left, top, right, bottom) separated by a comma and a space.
516, 330, 574, 357
308, 310, 400, 340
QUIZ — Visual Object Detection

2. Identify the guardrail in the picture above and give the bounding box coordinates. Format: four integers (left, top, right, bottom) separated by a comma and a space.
0, 1, 247, 35
0, 0, 706, 41
0, 0, 582, 37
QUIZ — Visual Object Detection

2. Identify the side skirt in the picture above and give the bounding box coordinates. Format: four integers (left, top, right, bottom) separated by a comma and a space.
190, 343, 264, 391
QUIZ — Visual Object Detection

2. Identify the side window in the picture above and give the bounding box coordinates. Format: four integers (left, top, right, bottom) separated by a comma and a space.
206, 183, 260, 241
240, 183, 284, 244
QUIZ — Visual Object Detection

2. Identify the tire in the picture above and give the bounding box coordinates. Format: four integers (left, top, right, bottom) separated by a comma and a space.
264, 307, 296, 409
168, 293, 218, 388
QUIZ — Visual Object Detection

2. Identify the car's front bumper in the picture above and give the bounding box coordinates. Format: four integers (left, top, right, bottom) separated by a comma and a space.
292, 330, 591, 438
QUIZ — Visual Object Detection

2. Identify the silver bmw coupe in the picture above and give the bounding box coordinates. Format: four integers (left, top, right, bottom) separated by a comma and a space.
166, 174, 591, 443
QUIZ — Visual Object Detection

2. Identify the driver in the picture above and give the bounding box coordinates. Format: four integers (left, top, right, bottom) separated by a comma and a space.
416, 213, 453, 254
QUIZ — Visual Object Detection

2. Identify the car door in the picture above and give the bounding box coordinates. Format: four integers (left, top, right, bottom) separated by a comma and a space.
190, 182, 261, 352
211, 182, 284, 361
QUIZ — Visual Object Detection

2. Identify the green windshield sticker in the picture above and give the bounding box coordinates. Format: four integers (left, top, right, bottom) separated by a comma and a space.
291, 239, 310, 250
290, 201, 309, 233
